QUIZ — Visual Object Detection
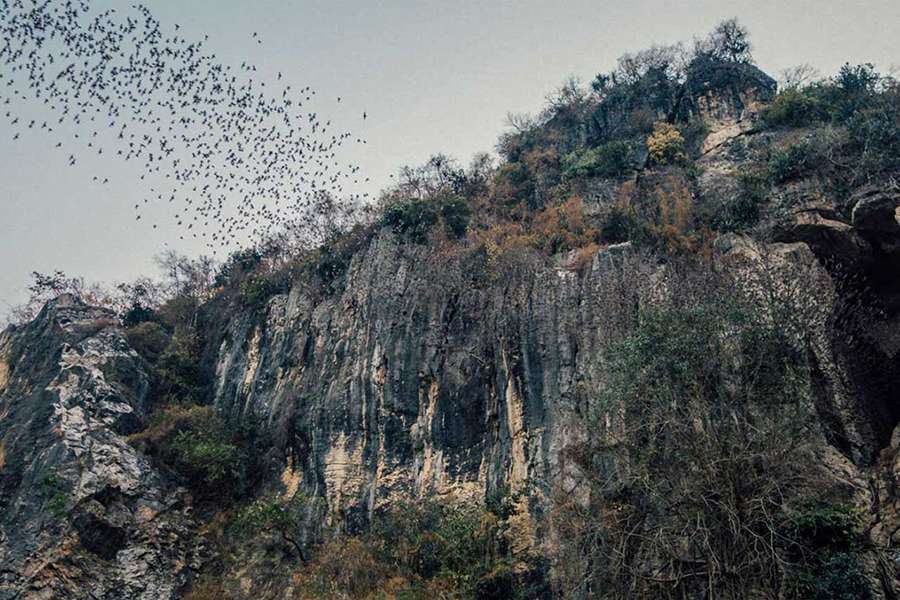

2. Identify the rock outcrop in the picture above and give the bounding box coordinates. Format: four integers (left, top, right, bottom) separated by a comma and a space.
0, 296, 198, 600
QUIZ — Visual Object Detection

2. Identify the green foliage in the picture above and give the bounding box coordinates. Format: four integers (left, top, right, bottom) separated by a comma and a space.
762, 88, 825, 128
786, 500, 872, 599
557, 276, 821, 597
38, 472, 68, 519
440, 195, 472, 239
769, 141, 815, 183
121, 302, 158, 327
819, 63, 881, 123
232, 495, 302, 535
370, 502, 489, 582
171, 427, 240, 487
808, 552, 873, 600
239, 274, 279, 307
710, 172, 768, 232
312, 245, 350, 283
231, 494, 308, 558
790, 500, 859, 550
303, 225, 375, 292
284, 498, 530, 600
125, 321, 171, 363
214, 248, 263, 288
845, 101, 900, 177
562, 141, 633, 180
485, 484, 520, 521
382, 198, 439, 243
154, 334, 206, 404
129, 405, 246, 498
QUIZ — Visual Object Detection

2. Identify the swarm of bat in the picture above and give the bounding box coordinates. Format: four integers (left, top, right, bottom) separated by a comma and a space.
1, 0, 371, 252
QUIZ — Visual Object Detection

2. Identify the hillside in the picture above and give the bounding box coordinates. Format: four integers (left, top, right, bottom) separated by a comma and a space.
2, 21, 900, 600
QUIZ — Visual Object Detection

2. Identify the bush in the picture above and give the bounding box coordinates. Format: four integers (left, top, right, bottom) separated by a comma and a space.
530, 197, 598, 254
125, 322, 171, 363
762, 88, 825, 128
239, 274, 279, 307
153, 335, 206, 404
708, 171, 768, 232
845, 102, 900, 177
129, 405, 244, 498
769, 141, 815, 183
789, 500, 859, 550
121, 302, 158, 327
786, 500, 872, 599
554, 276, 821, 598
214, 248, 263, 288
599, 205, 635, 244
231, 495, 308, 559
492, 160, 534, 207
382, 199, 439, 243
286, 499, 517, 600
440, 195, 472, 239
38, 472, 68, 519
646, 122, 686, 165
561, 141, 633, 180
809, 552, 873, 600
815, 63, 881, 123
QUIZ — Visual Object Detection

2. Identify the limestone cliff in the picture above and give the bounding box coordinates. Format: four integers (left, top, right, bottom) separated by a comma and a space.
2, 61, 900, 599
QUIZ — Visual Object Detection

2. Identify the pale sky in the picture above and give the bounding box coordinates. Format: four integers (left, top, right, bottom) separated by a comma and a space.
2, 0, 899, 317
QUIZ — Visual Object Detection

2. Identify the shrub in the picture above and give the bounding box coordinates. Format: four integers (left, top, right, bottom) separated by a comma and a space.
554, 276, 822, 598
312, 246, 349, 283
239, 274, 279, 307
296, 537, 388, 598
121, 302, 158, 327
785, 500, 872, 599
440, 195, 472, 239
125, 322, 171, 363
845, 102, 900, 177
769, 141, 815, 183
129, 405, 244, 498
492, 160, 534, 207
789, 500, 859, 550
288, 499, 518, 600
153, 334, 206, 404
382, 199, 439, 243
631, 174, 699, 254
809, 552, 873, 600
530, 196, 598, 254
561, 141, 633, 180
646, 122, 686, 165
599, 205, 635, 244
708, 171, 768, 232
214, 248, 263, 288
38, 472, 68, 519
762, 88, 825, 128
231, 495, 308, 560
817, 63, 881, 123
183, 577, 227, 600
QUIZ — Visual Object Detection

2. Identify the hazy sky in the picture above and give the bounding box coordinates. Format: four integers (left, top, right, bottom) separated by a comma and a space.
1, 0, 899, 317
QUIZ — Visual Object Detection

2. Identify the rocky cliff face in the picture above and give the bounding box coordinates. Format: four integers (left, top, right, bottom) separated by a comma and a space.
2, 78, 900, 598
0, 296, 199, 599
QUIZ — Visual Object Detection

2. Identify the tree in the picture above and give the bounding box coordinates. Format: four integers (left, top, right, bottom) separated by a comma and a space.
696, 18, 753, 63
779, 63, 821, 91
232, 495, 308, 561
552, 264, 836, 598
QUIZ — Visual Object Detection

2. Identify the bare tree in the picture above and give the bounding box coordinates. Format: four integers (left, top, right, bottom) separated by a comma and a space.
779, 63, 821, 90
695, 18, 753, 63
